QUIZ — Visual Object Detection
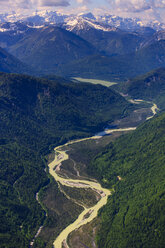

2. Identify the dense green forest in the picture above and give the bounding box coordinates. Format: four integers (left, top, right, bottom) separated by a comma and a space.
88, 112, 165, 248
118, 67, 165, 109
0, 72, 131, 247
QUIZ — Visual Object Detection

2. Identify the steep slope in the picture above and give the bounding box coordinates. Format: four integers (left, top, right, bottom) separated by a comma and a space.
132, 39, 165, 73
89, 112, 165, 248
0, 21, 30, 48
0, 72, 131, 137
63, 17, 152, 56
8, 26, 97, 74
58, 39, 165, 81
140, 30, 165, 48
0, 46, 33, 74
121, 67, 165, 109
0, 72, 132, 247
1, 21, 163, 79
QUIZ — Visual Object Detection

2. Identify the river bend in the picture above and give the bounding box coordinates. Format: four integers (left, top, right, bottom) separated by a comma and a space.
47, 102, 158, 248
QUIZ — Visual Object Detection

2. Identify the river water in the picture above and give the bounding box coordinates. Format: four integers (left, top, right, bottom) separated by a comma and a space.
46, 102, 158, 248
48, 129, 137, 247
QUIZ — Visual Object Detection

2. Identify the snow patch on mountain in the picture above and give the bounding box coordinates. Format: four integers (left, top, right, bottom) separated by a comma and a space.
65, 17, 116, 32
0, 11, 164, 32
0, 22, 30, 35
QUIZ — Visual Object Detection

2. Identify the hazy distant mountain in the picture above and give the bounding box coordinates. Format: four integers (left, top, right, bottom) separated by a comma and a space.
1, 18, 152, 57
25, 10, 68, 25
25, 11, 165, 31
0, 13, 7, 23
97, 14, 165, 31
140, 30, 165, 48
63, 16, 116, 33
62, 16, 154, 56
0, 13, 164, 79
0, 22, 30, 49
57, 38, 165, 81
0, 11, 164, 31
0, 46, 33, 74
8, 26, 97, 74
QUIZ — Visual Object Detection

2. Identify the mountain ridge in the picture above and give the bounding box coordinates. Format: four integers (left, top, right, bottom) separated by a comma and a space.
8, 26, 97, 74
0, 11, 164, 31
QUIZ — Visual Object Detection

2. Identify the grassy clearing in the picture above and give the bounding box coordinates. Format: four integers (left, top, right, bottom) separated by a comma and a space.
73, 77, 117, 87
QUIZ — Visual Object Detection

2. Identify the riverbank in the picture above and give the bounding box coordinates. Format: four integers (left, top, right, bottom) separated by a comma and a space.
32, 101, 158, 248
48, 101, 158, 248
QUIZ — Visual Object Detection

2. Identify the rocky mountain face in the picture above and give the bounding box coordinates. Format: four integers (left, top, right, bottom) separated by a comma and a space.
0, 11, 165, 31
0, 11, 164, 79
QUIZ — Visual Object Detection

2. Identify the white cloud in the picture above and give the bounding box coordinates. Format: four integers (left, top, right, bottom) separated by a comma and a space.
0, 0, 33, 11
68, 4, 88, 14
154, 0, 165, 8
39, 0, 70, 7
76, 0, 91, 3
0, 0, 71, 11
0, 0, 164, 23
105, 0, 165, 22
106, 0, 165, 12
106, 0, 151, 12
13, 0, 33, 9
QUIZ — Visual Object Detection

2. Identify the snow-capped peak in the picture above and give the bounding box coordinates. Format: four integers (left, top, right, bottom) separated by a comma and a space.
0, 11, 164, 32
65, 16, 116, 32
78, 12, 96, 20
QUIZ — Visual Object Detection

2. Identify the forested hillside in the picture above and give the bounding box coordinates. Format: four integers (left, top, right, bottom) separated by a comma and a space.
8, 26, 97, 74
0, 72, 131, 247
57, 40, 165, 81
119, 67, 165, 109
0, 47, 33, 74
89, 112, 165, 248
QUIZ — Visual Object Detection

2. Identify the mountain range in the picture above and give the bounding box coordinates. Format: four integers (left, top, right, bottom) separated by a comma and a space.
8, 25, 96, 74
0, 13, 164, 80
57, 37, 165, 81
0, 11, 165, 31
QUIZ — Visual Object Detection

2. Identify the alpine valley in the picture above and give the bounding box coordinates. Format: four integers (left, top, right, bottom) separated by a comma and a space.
0, 9, 165, 248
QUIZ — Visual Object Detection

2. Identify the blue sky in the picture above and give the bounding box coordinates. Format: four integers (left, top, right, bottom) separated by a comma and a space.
0, 0, 165, 23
